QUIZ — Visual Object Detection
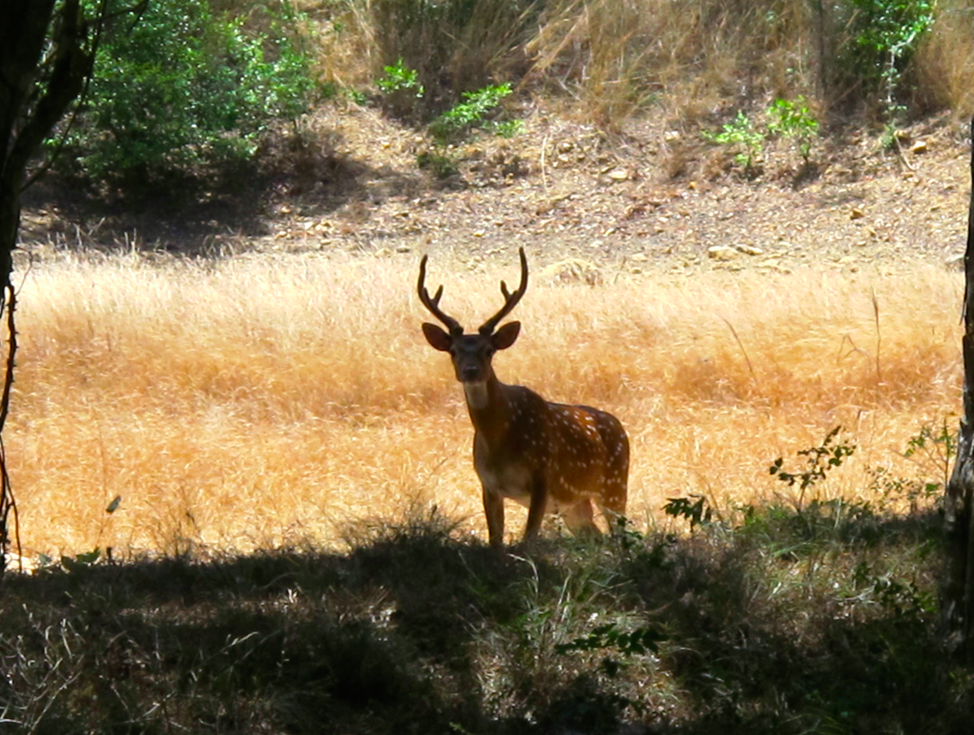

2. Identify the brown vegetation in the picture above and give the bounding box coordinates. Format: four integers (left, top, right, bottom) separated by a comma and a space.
310, 0, 974, 125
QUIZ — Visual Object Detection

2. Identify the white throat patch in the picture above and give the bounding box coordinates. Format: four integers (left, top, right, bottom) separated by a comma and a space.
463, 381, 489, 410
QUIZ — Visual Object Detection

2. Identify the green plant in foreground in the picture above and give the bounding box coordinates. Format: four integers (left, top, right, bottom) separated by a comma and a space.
0, 502, 958, 733
703, 111, 765, 174
865, 421, 956, 513
767, 96, 819, 165
429, 83, 517, 143
663, 495, 713, 531
905, 421, 956, 488
377, 58, 425, 97
555, 622, 666, 679
769, 426, 856, 509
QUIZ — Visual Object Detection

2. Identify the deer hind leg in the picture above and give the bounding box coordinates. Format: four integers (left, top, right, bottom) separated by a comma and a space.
588, 412, 630, 534
562, 497, 601, 537
599, 449, 630, 534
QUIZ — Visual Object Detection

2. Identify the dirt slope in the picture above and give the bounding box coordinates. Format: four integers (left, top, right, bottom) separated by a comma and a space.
18, 104, 973, 275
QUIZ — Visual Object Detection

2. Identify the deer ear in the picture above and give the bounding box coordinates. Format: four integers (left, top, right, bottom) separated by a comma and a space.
492, 321, 520, 350
422, 323, 453, 352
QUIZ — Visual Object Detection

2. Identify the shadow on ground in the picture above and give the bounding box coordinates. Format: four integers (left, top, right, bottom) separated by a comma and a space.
19, 132, 430, 257
1, 507, 971, 734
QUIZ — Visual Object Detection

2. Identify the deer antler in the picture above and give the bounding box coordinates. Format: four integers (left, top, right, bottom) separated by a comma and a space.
479, 247, 529, 335
417, 255, 464, 336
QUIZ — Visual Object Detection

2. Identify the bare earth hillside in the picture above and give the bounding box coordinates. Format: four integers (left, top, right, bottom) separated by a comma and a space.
264, 106, 973, 275
19, 104, 974, 274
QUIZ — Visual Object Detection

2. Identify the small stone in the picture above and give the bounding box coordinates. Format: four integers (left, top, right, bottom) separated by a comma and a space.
850, 208, 865, 220
708, 245, 739, 261
735, 244, 764, 256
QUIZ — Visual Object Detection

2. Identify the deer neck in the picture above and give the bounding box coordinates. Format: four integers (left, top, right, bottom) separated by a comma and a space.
463, 374, 513, 443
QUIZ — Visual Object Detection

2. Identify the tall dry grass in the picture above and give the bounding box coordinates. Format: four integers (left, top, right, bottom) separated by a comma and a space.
7, 251, 962, 558
916, 0, 974, 116
313, 0, 974, 127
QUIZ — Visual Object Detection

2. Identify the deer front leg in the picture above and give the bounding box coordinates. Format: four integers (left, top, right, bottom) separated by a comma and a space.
483, 487, 505, 551
522, 474, 548, 544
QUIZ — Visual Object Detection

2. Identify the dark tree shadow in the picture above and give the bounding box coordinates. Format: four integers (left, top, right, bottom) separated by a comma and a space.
1, 508, 969, 734
19, 130, 429, 257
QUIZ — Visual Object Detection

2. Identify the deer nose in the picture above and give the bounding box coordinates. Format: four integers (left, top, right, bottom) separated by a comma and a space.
460, 365, 481, 382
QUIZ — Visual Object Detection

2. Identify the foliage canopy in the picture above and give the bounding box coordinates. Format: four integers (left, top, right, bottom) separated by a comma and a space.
53, 0, 316, 182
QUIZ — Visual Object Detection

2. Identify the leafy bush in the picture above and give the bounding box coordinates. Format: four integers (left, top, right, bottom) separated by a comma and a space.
376, 58, 425, 96
838, 0, 935, 117
766, 96, 819, 165
705, 98, 821, 175
702, 111, 765, 175
369, 0, 534, 114
663, 495, 714, 531
429, 82, 517, 142
769, 425, 856, 509
54, 0, 316, 183
376, 57, 425, 119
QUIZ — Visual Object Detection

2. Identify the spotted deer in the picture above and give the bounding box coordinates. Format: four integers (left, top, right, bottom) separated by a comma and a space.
418, 248, 630, 550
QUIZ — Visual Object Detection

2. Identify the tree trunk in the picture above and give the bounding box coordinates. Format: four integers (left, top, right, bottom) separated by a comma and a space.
943, 115, 974, 658
0, 182, 17, 571
0, 0, 98, 573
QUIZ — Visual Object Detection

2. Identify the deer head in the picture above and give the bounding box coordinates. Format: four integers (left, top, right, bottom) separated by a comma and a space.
418, 247, 528, 386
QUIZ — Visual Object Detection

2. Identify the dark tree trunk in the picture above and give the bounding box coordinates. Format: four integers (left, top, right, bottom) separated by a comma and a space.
943, 115, 974, 657
0, 0, 99, 572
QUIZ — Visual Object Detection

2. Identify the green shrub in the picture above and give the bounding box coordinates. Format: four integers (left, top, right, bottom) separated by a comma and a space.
769, 425, 856, 509
766, 96, 819, 165
838, 0, 934, 117
706, 100, 821, 174
376, 57, 425, 119
376, 58, 425, 97
702, 111, 765, 175
429, 82, 516, 142
54, 0, 316, 183
663, 495, 714, 531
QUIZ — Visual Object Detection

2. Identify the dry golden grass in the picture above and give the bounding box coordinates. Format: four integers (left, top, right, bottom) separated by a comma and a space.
526, 0, 815, 127
916, 0, 974, 117
308, 0, 974, 128
7, 251, 962, 559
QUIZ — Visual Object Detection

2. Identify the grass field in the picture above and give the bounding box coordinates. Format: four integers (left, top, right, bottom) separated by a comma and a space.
7, 250, 961, 561
0, 249, 965, 733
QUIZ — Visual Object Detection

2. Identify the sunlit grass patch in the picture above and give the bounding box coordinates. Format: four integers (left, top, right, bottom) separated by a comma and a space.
7, 250, 962, 558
